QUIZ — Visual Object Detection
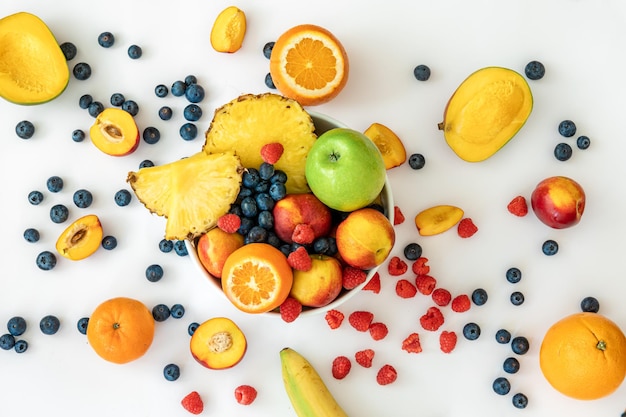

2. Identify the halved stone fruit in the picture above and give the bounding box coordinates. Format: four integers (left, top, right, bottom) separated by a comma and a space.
190, 317, 247, 369
0, 12, 70, 104
210, 6, 247, 53
55, 214, 103, 260
438, 67, 533, 162
89, 108, 140, 156
415, 205, 464, 236
363, 122, 407, 169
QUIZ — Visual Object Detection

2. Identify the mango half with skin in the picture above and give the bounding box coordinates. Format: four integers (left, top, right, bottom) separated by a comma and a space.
55, 215, 103, 260
438, 67, 533, 162
0, 12, 70, 104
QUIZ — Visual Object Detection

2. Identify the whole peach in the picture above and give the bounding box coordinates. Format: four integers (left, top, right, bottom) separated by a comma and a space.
531, 176, 585, 229
272, 193, 332, 243
196, 228, 244, 278
290, 254, 343, 308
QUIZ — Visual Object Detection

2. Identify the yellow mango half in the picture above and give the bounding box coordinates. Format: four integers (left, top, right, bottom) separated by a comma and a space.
415, 205, 464, 236
0, 12, 69, 104
438, 67, 532, 162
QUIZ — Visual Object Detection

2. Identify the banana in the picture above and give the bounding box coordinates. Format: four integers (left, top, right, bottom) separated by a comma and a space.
280, 347, 349, 417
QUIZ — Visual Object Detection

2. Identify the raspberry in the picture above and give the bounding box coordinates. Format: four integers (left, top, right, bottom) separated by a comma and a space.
342, 266, 367, 290
287, 246, 312, 271
376, 364, 397, 385
451, 294, 471, 312
362, 272, 381, 293
348, 311, 374, 332
280, 297, 302, 323
419, 306, 444, 331
395, 279, 417, 298
355, 349, 375, 368
507, 195, 528, 217
457, 218, 478, 238
260, 142, 284, 164
415, 274, 437, 295
432, 288, 452, 306
234, 384, 257, 405
387, 256, 408, 276
393, 206, 405, 225
439, 330, 457, 353
291, 223, 315, 245
401, 333, 423, 354
324, 309, 344, 329
181, 391, 204, 415
217, 213, 241, 234
368, 322, 389, 341
331, 356, 351, 379
411, 257, 430, 275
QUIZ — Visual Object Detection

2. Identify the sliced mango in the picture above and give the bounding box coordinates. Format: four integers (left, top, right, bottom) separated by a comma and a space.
55, 214, 103, 260
363, 123, 407, 169
438, 67, 533, 162
415, 205, 464, 236
210, 6, 247, 53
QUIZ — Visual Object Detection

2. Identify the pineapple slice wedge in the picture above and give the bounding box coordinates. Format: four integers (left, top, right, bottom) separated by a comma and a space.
127, 151, 243, 240
203, 93, 317, 194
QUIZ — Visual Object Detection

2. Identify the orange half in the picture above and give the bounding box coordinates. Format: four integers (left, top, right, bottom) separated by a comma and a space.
221, 243, 293, 313
269, 24, 349, 106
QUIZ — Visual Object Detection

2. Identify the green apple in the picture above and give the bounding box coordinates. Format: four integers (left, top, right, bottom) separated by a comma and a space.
305, 128, 386, 212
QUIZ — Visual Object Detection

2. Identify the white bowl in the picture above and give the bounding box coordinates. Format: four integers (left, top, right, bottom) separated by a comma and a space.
186, 111, 394, 317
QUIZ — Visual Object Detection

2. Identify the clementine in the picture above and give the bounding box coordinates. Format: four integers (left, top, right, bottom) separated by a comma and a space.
269, 24, 349, 106
539, 312, 626, 400
221, 243, 293, 313
86, 297, 155, 364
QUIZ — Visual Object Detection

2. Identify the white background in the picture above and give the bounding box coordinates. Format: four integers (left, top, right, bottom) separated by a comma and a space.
1, 0, 625, 416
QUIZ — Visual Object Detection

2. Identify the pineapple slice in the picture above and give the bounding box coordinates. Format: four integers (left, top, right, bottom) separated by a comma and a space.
127, 151, 243, 240
203, 93, 317, 194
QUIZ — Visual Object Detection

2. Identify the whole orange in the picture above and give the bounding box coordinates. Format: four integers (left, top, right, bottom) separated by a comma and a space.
86, 297, 155, 364
539, 312, 626, 400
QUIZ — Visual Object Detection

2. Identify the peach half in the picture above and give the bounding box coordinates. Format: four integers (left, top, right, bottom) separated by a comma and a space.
89, 108, 140, 156
190, 317, 247, 369
55, 214, 103, 260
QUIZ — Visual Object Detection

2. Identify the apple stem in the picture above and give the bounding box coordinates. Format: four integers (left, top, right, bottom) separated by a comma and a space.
329, 151, 340, 162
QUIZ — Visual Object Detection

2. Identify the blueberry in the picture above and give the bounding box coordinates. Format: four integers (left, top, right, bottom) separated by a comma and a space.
155, 84, 169, 98
184, 75, 197, 85
462, 322, 481, 340
143, 126, 161, 144
174, 240, 188, 256
97, 31, 115, 48
7, 316, 27, 336
170, 304, 185, 319
558, 120, 576, 137
238, 217, 254, 236
183, 104, 202, 121
152, 304, 170, 322
187, 322, 199, 336
60, 42, 77, 60
403, 243, 422, 261
171, 80, 186, 97
257, 210, 274, 230
264, 73, 276, 89
179, 123, 198, 141
50, 204, 69, 223
73, 62, 92, 80
101, 235, 117, 250
146, 264, 164, 282
313, 237, 331, 254
15, 120, 35, 139
28, 190, 44, 205
46, 176, 64, 193
269, 182, 287, 201
580, 296, 600, 313
542, 239, 559, 256
14, 339, 28, 353
163, 363, 180, 381
512, 393, 528, 409
114, 189, 132, 206
242, 168, 261, 188
503, 357, 520, 374
159, 239, 174, 253
185, 83, 205, 103
139, 159, 155, 168
524, 60, 545, 80
39, 315, 60, 335
511, 336, 530, 355
413, 64, 431, 81
0, 334, 16, 350
495, 328, 511, 344
263, 41, 275, 59
256, 192, 274, 211
259, 163, 275, 180
158, 106, 173, 120
72, 129, 85, 142
79, 94, 93, 109
576, 135, 591, 150
408, 153, 426, 169
492, 377, 511, 395
73, 189, 93, 208
237, 187, 253, 201
87, 101, 104, 117
471, 288, 488, 306
122, 100, 139, 116
76, 317, 89, 335
246, 226, 268, 244
23, 228, 40, 243
267, 231, 282, 248
127, 44, 142, 59
505, 267, 522, 283
510, 291, 525, 306
270, 170, 288, 184
254, 180, 270, 193
554, 142, 572, 161
240, 196, 258, 218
